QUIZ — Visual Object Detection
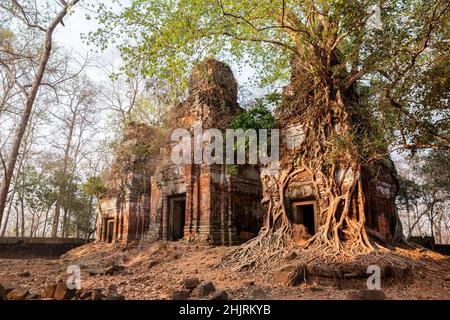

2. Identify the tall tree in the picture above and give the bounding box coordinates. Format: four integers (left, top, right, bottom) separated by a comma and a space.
0, 109, 39, 236
398, 151, 450, 243
0, 0, 81, 232
48, 76, 97, 237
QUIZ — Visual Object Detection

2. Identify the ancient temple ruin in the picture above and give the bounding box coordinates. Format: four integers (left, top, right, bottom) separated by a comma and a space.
96, 122, 156, 244
97, 59, 263, 245
97, 58, 400, 247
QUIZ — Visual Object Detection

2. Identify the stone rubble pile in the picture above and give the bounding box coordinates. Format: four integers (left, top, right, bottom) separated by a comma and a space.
171, 277, 229, 300
0, 281, 125, 300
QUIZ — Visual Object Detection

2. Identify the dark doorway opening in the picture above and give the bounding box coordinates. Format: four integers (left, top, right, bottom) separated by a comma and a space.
292, 202, 316, 235
169, 194, 186, 241
106, 219, 114, 243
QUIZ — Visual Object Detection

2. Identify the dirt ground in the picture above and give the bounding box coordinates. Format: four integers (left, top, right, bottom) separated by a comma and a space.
1, 241, 449, 300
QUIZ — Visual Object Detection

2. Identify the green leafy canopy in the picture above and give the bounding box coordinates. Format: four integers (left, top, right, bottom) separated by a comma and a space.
90, 0, 449, 152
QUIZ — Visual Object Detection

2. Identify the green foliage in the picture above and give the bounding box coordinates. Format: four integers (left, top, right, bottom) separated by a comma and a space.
89, 0, 295, 95
231, 98, 276, 131
16, 166, 57, 212
397, 150, 449, 240
397, 176, 424, 211
398, 150, 450, 212
53, 173, 97, 237
60, 180, 95, 237
14, 164, 97, 237
414, 150, 450, 194
35, 159, 100, 237
91, 0, 449, 154
89, 0, 404, 87
82, 176, 107, 198
227, 98, 276, 174
226, 164, 238, 176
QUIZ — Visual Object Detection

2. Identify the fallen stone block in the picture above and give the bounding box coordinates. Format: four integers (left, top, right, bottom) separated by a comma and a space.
208, 290, 228, 300
91, 289, 106, 300
76, 289, 93, 300
249, 288, 267, 300
53, 282, 76, 300
1, 283, 15, 296
183, 277, 201, 290
191, 281, 215, 297
25, 293, 40, 300
171, 289, 191, 300
147, 259, 160, 269
87, 267, 104, 276
41, 284, 57, 299
344, 289, 386, 300
274, 264, 306, 286
7, 287, 29, 300
105, 294, 126, 300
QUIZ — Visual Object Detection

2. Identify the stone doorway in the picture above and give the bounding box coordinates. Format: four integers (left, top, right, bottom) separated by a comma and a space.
291, 201, 317, 235
106, 219, 115, 243
168, 194, 186, 241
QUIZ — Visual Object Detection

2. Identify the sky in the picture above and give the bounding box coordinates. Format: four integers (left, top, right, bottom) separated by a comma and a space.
54, 5, 97, 51
52, 1, 263, 104
53, 3, 112, 83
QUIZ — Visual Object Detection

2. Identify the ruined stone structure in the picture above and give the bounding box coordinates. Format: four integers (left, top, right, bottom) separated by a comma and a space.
97, 59, 263, 245
96, 123, 155, 244
97, 58, 400, 247
275, 56, 400, 244
280, 124, 399, 243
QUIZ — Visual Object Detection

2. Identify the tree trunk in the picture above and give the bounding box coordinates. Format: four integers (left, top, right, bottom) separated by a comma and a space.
14, 204, 19, 237
0, 128, 29, 237
42, 206, 51, 237
29, 211, 35, 237
51, 109, 77, 238
51, 202, 61, 238
20, 196, 25, 237
62, 208, 70, 238
0, 188, 15, 237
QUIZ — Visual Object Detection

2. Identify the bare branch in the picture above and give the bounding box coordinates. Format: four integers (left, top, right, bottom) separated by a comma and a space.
9, 0, 46, 32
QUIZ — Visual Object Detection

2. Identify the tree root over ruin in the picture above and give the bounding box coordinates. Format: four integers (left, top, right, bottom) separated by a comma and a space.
218, 164, 426, 275
218, 63, 435, 276
219, 168, 299, 272
219, 223, 433, 278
